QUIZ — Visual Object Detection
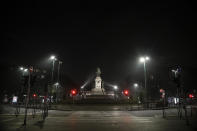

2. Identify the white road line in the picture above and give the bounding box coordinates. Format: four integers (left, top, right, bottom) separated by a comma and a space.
137, 121, 153, 123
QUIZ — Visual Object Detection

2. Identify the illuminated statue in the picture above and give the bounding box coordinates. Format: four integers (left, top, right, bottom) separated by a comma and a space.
96, 67, 101, 76
91, 67, 105, 95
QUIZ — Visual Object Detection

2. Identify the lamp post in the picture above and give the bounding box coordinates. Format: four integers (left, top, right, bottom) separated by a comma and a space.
19, 67, 28, 101
133, 83, 139, 104
50, 55, 56, 83
139, 56, 150, 108
133, 83, 140, 109
49, 55, 57, 105
113, 85, 118, 101
57, 61, 62, 83
23, 67, 32, 126
54, 82, 59, 102
57, 60, 62, 102
49, 56, 63, 103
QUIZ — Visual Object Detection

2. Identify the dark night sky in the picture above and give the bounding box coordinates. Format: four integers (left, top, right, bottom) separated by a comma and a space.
1, 1, 197, 89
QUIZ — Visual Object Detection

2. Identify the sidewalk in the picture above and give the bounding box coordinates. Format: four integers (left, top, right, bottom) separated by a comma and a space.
0, 105, 42, 115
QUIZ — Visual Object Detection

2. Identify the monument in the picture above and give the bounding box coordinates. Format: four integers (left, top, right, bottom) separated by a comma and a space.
82, 67, 116, 102
91, 68, 105, 95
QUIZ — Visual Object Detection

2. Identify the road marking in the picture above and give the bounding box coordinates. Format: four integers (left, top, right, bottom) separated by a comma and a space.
136, 119, 151, 121
137, 120, 153, 123
167, 115, 177, 117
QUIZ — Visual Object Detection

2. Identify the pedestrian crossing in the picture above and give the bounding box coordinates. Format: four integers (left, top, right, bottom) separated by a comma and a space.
0, 111, 153, 125
47, 111, 153, 124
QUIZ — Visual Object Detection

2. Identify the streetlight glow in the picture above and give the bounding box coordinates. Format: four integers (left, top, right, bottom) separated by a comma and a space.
54, 82, 59, 86
114, 85, 118, 90
139, 56, 150, 63
20, 67, 24, 71
139, 56, 150, 108
172, 69, 178, 73
145, 56, 150, 60
24, 69, 28, 72
50, 55, 56, 60
139, 57, 145, 62
134, 83, 138, 88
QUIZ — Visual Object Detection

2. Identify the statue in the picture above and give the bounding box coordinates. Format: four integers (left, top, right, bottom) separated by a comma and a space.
96, 67, 101, 76
90, 67, 104, 95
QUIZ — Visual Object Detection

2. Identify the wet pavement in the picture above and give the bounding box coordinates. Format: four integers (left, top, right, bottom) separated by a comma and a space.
0, 110, 197, 131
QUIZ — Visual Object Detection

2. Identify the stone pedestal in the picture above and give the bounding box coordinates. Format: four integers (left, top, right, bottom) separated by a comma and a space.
91, 76, 105, 95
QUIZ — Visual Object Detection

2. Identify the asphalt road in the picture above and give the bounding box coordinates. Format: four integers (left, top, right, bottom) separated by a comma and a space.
0, 110, 197, 131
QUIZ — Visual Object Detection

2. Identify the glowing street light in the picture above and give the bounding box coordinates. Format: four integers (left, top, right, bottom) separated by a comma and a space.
20, 67, 24, 71
145, 56, 150, 60
54, 82, 59, 86
50, 55, 56, 60
139, 56, 150, 63
49, 55, 57, 105
140, 57, 145, 62
139, 56, 150, 105
134, 83, 138, 88
24, 69, 28, 72
114, 85, 118, 90
49, 55, 57, 82
139, 56, 150, 89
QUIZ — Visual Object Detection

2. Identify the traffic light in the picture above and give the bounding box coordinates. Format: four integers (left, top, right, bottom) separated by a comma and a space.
189, 94, 194, 98
159, 89, 165, 98
123, 90, 129, 96
71, 89, 77, 96
160, 89, 164, 93
33, 93, 37, 97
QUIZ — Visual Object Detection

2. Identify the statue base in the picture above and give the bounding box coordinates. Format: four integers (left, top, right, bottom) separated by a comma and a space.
90, 87, 105, 95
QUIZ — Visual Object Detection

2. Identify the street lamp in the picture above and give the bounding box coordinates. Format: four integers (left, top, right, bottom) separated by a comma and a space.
50, 55, 56, 60
57, 60, 62, 103
134, 83, 138, 88
49, 55, 57, 105
49, 55, 57, 81
57, 61, 62, 83
19, 67, 28, 73
145, 56, 150, 60
49, 55, 57, 83
54, 82, 59, 86
139, 56, 150, 106
49, 55, 63, 103
114, 85, 118, 90
24, 69, 28, 72
113, 85, 118, 101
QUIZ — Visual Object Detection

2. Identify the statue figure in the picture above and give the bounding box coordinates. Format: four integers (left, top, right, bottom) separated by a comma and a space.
96, 67, 101, 76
